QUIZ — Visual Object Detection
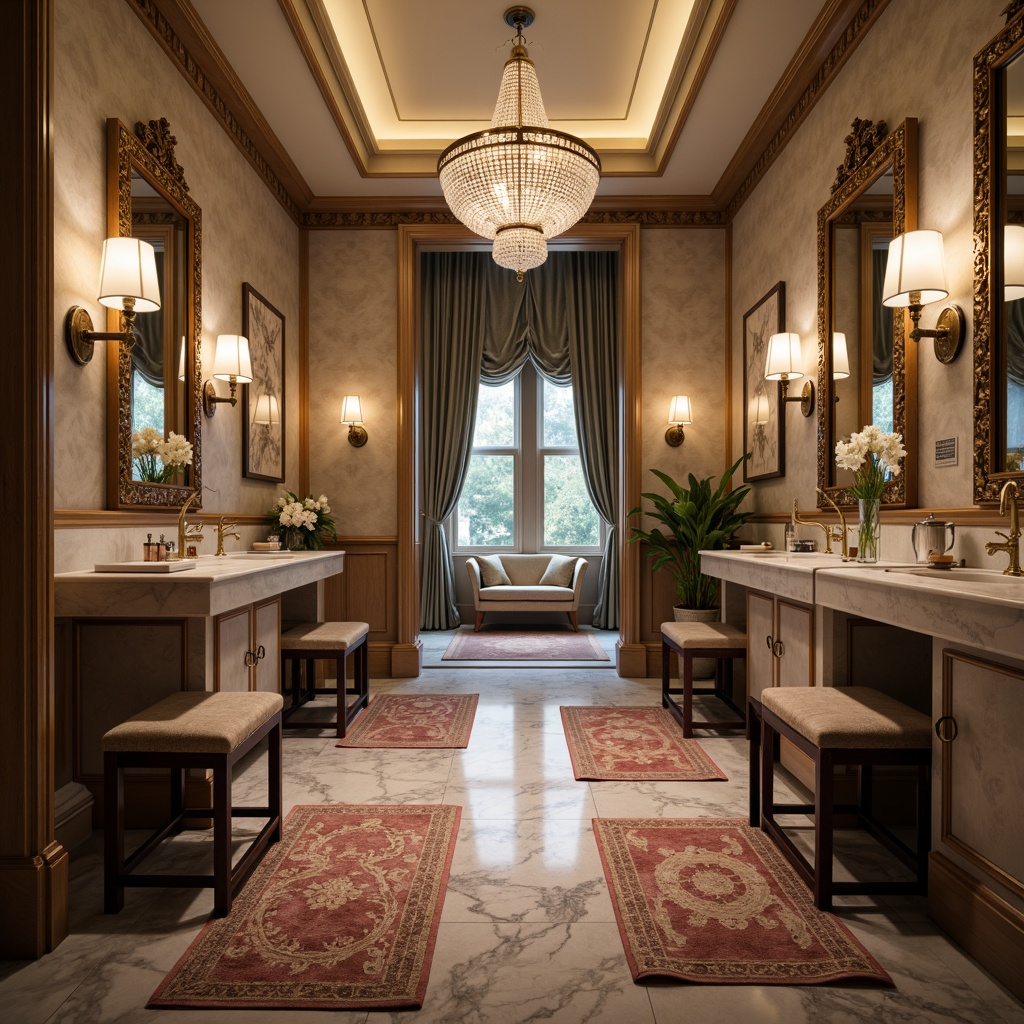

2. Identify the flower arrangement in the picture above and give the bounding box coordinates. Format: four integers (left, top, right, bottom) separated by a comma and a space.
132, 427, 193, 483
834, 424, 906, 500
270, 491, 337, 550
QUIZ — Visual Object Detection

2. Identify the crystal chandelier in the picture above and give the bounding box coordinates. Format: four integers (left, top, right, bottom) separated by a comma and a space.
437, 6, 601, 281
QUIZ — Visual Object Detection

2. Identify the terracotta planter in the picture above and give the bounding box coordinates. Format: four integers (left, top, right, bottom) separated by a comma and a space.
672, 606, 720, 679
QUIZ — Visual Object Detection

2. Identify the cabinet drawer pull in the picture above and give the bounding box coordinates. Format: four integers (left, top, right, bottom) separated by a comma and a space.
772, 639, 784, 659
935, 715, 958, 743
255, 644, 266, 662
765, 634, 774, 650
244, 649, 256, 668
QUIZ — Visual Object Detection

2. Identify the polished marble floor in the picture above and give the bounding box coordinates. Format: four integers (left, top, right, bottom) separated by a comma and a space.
2, 629, 1022, 1023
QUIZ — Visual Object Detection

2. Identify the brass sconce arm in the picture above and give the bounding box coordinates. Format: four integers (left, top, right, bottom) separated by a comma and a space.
778, 375, 815, 417
905, 294, 965, 365
64, 299, 140, 366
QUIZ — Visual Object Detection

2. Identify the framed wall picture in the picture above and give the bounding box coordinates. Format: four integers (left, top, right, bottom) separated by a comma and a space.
242, 283, 285, 482
742, 282, 785, 481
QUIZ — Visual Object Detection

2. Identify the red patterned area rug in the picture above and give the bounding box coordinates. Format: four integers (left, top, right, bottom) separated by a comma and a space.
594, 817, 893, 986
443, 628, 609, 661
336, 693, 479, 748
149, 804, 461, 1010
560, 706, 727, 781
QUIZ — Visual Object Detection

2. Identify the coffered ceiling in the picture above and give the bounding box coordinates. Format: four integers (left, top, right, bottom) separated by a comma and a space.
175, 0, 873, 207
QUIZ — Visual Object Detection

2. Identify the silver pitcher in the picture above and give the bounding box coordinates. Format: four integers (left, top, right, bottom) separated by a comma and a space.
911, 513, 955, 564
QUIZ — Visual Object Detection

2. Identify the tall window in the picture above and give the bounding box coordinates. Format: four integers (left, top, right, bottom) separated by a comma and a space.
455, 364, 602, 551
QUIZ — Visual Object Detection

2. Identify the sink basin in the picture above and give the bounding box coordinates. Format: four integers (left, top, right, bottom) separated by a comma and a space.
885, 566, 1024, 585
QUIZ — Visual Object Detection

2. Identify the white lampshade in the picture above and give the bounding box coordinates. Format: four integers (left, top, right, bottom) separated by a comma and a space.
882, 230, 949, 307
340, 395, 363, 425
1006, 224, 1024, 301
667, 395, 693, 425
832, 332, 851, 380
253, 393, 280, 426
764, 332, 804, 381
177, 337, 186, 382
749, 392, 771, 426
212, 335, 253, 383
97, 237, 161, 313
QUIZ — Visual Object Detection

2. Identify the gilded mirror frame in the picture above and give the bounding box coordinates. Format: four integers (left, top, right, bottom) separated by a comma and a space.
816, 117, 918, 508
106, 117, 202, 510
974, 9, 1024, 505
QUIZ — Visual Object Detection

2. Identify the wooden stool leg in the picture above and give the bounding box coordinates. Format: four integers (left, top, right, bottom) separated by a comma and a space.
814, 749, 835, 911
748, 704, 761, 827
760, 718, 775, 835
104, 752, 124, 914
269, 720, 282, 844
336, 650, 348, 739
356, 639, 369, 704
682, 652, 694, 738
661, 640, 671, 709
212, 760, 232, 917
916, 761, 931, 891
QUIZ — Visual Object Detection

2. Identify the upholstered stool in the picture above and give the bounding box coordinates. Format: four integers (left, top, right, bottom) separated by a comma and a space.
103, 690, 283, 917
279, 621, 369, 737
661, 620, 747, 738
749, 686, 931, 911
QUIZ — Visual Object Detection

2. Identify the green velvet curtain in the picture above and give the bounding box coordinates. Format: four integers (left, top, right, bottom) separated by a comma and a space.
419, 250, 620, 630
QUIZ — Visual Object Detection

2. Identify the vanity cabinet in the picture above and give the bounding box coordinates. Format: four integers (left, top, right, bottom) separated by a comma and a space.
746, 591, 814, 698
215, 597, 280, 693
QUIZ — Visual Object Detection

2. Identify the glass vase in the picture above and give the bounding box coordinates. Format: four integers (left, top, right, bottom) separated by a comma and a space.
857, 498, 881, 563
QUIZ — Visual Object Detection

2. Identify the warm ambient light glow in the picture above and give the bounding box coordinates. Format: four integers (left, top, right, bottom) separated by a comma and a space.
212, 335, 253, 383
832, 332, 851, 380
667, 395, 693, 425
253, 393, 280, 426
340, 395, 363, 424
97, 237, 161, 312
764, 332, 804, 380
437, 7, 600, 280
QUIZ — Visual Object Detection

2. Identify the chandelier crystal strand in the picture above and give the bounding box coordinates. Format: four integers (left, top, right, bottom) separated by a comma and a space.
437, 7, 600, 280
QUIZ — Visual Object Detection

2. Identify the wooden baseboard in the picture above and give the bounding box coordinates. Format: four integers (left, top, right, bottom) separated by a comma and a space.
928, 851, 1024, 1002
617, 642, 648, 679
391, 641, 422, 679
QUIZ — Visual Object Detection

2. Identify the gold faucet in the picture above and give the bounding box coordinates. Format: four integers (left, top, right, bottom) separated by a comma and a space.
985, 480, 1023, 576
817, 488, 851, 560
216, 517, 241, 556
793, 499, 834, 555
170, 489, 204, 560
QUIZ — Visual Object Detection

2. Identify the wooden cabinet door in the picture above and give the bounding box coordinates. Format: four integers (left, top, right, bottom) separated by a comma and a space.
777, 599, 814, 688
252, 597, 281, 694
216, 607, 252, 692
746, 591, 776, 701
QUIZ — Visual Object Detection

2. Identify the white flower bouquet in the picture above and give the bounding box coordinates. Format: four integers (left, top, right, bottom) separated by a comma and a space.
271, 491, 337, 550
132, 427, 193, 483
834, 424, 906, 500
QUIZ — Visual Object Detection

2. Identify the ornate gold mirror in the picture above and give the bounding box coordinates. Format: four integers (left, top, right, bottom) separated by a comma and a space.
106, 117, 202, 510
816, 117, 918, 508
975, 9, 1024, 503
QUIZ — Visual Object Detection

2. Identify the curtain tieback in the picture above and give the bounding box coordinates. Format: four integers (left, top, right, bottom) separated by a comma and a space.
421, 513, 444, 526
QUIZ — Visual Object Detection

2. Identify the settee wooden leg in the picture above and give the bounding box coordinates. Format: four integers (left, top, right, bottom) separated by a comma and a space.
475, 611, 485, 632
567, 611, 578, 632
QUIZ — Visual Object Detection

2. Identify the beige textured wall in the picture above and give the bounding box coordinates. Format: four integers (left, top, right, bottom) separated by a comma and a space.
731, 0, 1000, 513
307, 230, 398, 536
641, 229, 728, 492
53, 0, 299, 564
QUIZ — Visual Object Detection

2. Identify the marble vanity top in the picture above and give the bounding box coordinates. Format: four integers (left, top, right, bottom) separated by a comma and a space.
55, 550, 345, 619
701, 550, 1024, 661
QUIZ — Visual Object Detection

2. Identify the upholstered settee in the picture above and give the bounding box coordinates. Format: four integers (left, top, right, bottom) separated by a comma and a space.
466, 553, 588, 632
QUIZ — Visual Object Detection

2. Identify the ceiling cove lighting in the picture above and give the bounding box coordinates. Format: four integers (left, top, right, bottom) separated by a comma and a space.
437, 6, 601, 281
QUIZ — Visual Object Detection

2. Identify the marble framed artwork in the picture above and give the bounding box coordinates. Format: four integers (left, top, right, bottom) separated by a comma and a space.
742, 282, 785, 481
242, 283, 285, 482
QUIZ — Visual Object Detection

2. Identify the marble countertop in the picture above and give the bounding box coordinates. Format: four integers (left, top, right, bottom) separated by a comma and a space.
54, 549, 345, 619
700, 549, 1024, 660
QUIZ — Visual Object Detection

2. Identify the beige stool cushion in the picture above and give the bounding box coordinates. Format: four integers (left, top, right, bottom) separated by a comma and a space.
661, 621, 746, 649
102, 691, 283, 754
761, 686, 931, 749
280, 621, 369, 650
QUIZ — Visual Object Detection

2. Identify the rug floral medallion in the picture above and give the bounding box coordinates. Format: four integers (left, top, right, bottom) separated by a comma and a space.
149, 804, 461, 1010
337, 693, 479, 748
560, 706, 727, 781
442, 629, 609, 661
594, 817, 892, 986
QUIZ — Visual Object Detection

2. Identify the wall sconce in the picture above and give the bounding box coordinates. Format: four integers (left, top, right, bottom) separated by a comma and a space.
252, 393, 281, 426
881, 229, 965, 364
748, 392, 770, 427
664, 395, 692, 447
203, 334, 253, 417
1005, 224, 1024, 301
764, 332, 814, 416
832, 332, 851, 380
341, 395, 368, 446
64, 237, 161, 365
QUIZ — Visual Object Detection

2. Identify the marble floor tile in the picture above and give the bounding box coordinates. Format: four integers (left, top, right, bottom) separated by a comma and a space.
2, 658, 1021, 1023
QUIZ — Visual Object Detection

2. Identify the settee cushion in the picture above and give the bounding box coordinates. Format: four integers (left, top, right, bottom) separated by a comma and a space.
477, 553, 512, 587
538, 553, 577, 587
477, 584, 575, 603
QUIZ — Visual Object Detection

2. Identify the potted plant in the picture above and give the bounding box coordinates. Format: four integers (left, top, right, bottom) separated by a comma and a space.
628, 453, 752, 616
